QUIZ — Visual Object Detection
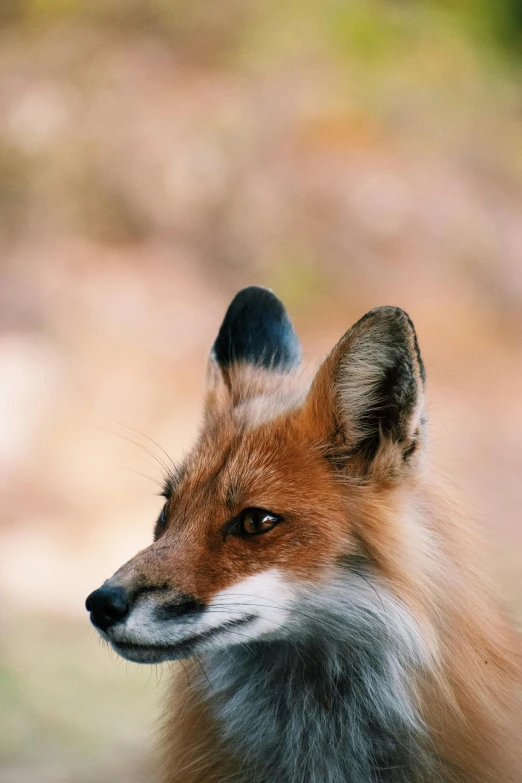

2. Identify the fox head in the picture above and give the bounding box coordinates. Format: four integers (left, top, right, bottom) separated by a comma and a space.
86, 287, 426, 664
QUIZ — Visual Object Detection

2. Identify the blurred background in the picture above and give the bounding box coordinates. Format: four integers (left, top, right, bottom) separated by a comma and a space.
1, 1, 522, 781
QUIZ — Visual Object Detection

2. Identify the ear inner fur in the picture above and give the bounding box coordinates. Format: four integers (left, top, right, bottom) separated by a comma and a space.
302, 306, 427, 479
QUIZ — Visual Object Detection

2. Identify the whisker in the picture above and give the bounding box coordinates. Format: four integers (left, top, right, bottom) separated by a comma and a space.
108, 461, 165, 489
193, 607, 327, 665
351, 570, 391, 639
196, 656, 214, 694
205, 598, 343, 635
179, 659, 192, 689
108, 419, 177, 471
99, 426, 172, 475
127, 452, 166, 477
210, 583, 390, 634
80, 390, 177, 471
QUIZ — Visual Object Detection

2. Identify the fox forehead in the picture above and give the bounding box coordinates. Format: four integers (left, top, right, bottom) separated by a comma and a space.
166, 405, 339, 528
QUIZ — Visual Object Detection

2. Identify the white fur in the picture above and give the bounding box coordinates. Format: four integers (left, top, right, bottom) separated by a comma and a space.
235, 390, 306, 430
105, 568, 295, 659
204, 569, 296, 639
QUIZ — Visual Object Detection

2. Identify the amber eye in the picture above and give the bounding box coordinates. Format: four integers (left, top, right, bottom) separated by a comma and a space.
235, 508, 280, 536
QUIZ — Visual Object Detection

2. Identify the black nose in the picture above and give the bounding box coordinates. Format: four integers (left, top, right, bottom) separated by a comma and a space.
86, 586, 129, 631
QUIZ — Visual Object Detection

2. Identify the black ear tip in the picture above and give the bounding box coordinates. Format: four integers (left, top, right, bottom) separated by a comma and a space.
227, 286, 285, 312
212, 286, 301, 371
354, 306, 425, 384
356, 305, 412, 329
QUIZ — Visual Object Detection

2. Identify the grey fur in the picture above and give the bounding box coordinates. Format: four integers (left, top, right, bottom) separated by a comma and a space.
200, 568, 448, 783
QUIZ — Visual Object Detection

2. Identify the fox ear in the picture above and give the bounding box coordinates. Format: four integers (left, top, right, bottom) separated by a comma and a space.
211, 286, 301, 374
303, 307, 426, 478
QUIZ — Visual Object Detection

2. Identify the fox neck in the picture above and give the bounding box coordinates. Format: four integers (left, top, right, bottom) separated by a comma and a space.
201, 570, 446, 783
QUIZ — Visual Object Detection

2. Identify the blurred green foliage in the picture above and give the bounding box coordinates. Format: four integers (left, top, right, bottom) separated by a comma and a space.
438, 0, 522, 51
0, 0, 521, 62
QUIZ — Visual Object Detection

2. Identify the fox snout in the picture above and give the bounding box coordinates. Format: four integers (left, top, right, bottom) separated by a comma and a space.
86, 566, 295, 664
86, 585, 203, 632
86, 579, 207, 628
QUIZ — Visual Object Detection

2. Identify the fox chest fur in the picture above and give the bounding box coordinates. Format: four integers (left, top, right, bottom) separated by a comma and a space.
198, 575, 443, 783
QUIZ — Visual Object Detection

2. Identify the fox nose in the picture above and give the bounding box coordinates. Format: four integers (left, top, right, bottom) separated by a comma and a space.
86, 585, 129, 631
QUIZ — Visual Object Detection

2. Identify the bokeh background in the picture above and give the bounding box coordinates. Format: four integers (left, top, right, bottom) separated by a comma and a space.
1, 1, 522, 781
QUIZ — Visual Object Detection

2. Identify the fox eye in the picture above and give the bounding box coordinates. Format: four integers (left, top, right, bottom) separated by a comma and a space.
235, 508, 280, 536
154, 502, 169, 541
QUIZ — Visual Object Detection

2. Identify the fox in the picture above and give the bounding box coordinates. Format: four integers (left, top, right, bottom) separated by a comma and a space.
86, 286, 522, 783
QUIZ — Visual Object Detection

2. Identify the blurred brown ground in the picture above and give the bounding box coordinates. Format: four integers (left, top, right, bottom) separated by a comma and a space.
0, 2, 521, 781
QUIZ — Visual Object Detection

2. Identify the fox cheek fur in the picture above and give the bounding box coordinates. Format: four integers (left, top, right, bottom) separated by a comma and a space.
87, 286, 522, 783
